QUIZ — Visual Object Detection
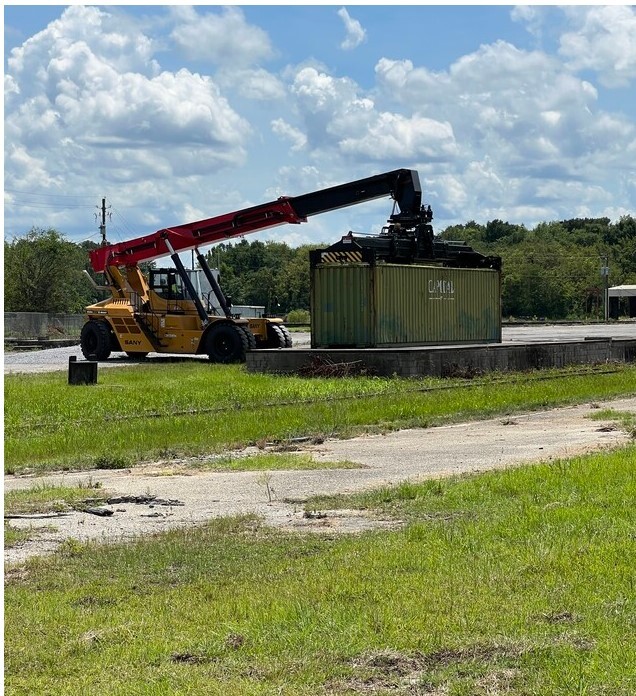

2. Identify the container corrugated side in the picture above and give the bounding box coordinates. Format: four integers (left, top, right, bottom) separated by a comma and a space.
311, 263, 501, 347
374, 265, 501, 346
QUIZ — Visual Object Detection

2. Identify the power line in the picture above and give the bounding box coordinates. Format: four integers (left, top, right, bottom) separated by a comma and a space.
5, 188, 97, 210
5, 201, 95, 210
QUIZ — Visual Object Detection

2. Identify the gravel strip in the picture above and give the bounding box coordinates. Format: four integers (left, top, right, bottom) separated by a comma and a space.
5, 396, 635, 565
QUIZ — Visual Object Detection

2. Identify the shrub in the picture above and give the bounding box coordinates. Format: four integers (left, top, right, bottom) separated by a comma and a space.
286, 309, 310, 324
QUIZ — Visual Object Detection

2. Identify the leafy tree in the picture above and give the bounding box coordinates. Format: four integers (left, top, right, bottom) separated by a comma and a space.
274, 244, 316, 312
4, 228, 95, 313
7, 213, 636, 321
439, 216, 635, 320
485, 219, 526, 244
439, 221, 486, 244
208, 240, 310, 314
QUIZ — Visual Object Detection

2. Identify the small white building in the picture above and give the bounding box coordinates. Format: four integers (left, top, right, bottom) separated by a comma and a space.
608, 285, 636, 318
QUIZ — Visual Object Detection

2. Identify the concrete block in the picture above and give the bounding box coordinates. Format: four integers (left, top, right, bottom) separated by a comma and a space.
246, 338, 636, 378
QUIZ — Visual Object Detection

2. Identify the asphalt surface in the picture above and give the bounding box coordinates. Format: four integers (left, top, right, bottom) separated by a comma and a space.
4, 323, 635, 375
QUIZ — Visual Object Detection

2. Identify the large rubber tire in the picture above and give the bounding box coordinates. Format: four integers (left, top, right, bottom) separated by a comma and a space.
206, 323, 249, 363
80, 320, 112, 361
238, 326, 257, 351
279, 325, 293, 348
265, 324, 286, 349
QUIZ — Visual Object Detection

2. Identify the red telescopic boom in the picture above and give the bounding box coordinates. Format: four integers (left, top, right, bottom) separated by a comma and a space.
89, 169, 422, 273
89, 198, 304, 273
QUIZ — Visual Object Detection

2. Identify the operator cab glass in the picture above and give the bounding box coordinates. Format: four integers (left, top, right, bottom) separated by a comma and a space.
150, 269, 185, 300
149, 268, 214, 305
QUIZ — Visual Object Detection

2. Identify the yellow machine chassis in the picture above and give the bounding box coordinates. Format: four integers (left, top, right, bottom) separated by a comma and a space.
82, 264, 288, 360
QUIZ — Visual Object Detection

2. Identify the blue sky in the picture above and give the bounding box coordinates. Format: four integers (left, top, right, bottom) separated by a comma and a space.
4, 5, 636, 251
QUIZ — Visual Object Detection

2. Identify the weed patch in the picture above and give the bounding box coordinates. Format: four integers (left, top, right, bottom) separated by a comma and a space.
5, 482, 109, 516
4, 523, 50, 549
190, 452, 362, 473
93, 455, 132, 470
588, 408, 636, 437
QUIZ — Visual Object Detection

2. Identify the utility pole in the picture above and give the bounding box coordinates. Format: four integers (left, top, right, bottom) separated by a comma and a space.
96, 198, 111, 245
600, 255, 610, 322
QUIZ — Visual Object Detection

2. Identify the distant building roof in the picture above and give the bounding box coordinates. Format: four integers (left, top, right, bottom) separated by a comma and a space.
608, 285, 636, 297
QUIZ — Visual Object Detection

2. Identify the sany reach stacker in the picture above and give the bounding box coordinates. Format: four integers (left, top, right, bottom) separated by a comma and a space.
82, 168, 498, 364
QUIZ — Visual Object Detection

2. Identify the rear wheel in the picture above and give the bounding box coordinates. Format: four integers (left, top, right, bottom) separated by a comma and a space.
265, 323, 288, 349
80, 320, 112, 361
238, 326, 257, 351
206, 323, 249, 363
279, 325, 293, 348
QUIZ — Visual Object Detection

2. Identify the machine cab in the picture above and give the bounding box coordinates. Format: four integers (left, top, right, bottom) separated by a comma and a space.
150, 269, 185, 300
149, 267, 217, 310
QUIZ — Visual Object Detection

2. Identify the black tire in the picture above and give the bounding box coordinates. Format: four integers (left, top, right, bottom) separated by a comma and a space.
238, 326, 257, 351
80, 320, 112, 361
279, 325, 293, 348
206, 323, 248, 363
125, 352, 148, 360
265, 324, 286, 348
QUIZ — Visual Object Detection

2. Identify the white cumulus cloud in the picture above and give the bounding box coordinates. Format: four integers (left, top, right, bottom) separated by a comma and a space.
559, 6, 636, 87
170, 6, 274, 66
337, 8, 366, 51
4, 5, 252, 239
372, 37, 635, 226
271, 119, 307, 151
339, 113, 457, 161
217, 67, 285, 101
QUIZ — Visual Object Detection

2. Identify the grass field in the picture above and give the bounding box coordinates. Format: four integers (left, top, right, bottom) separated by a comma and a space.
5, 362, 636, 694
5, 362, 636, 474
5, 446, 636, 695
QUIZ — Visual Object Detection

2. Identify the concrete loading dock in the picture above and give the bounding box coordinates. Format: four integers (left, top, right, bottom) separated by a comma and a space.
246, 326, 636, 378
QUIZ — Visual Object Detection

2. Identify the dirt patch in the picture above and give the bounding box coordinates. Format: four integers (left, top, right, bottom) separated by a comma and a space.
328, 644, 529, 694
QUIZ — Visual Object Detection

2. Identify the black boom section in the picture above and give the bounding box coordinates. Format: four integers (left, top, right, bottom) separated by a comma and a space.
289, 169, 422, 219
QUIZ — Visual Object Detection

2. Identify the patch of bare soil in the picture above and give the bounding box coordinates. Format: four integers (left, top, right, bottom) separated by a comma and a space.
326, 644, 529, 694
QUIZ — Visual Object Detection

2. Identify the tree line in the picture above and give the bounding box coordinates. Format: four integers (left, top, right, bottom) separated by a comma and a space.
5, 215, 635, 319
439, 216, 636, 318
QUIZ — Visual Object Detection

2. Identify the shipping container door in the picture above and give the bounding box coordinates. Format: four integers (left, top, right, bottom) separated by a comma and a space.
311, 265, 372, 347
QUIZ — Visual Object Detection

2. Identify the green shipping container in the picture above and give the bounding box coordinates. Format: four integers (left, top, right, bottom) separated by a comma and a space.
311, 263, 501, 348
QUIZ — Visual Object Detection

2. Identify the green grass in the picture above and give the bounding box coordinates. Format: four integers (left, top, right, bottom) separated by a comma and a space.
4, 523, 46, 549
5, 363, 636, 474
188, 452, 362, 473
4, 481, 111, 549
589, 408, 636, 437
5, 446, 636, 695
4, 481, 108, 516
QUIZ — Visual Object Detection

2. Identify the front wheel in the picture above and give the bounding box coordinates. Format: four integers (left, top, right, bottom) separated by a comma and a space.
205, 323, 249, 363
80, 320, 112, 361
